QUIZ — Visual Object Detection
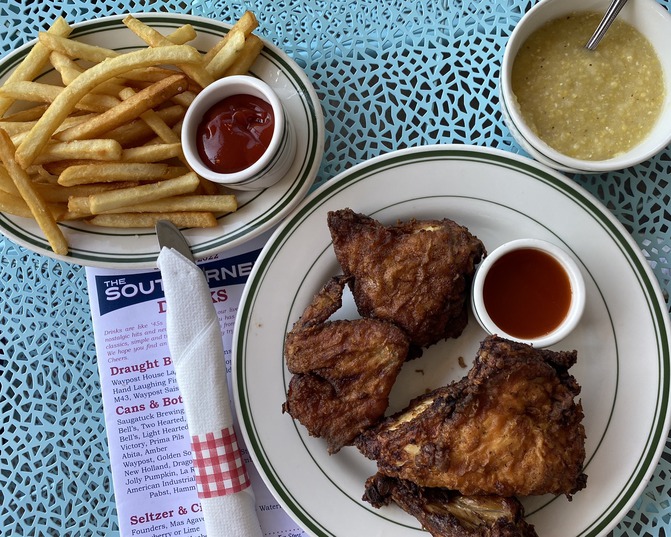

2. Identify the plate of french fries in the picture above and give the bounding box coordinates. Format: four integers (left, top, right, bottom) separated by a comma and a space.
0, 12, 324, 267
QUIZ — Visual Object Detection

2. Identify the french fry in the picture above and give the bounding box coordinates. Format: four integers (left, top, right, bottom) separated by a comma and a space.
49, 51, 86, 85
87, 211, 217, 228
58, 162, 187, 186
123, 15, 213, 88
165, 24, 198, 45
15, 45, 203, 168
38, 32, 118, 62
0, 119, 36, 137
0, 190, 66, 219
104, 104, 186, 146
56, 74, 188, 141
0, 129, 68, 255
206, 29, 246, 78
39, 181, 141, 204
0, 105, 49, 122
0, 190, 33, 217
117, 83, 185, 145
224, 34, 264, 76
0, 17, 72, 115
203, 11, 258, 64
86, 194, 237, 214
138, 107, 183, 143
50, 51, 129, 96
121, 143, 182, 162
0, 81, 121, 112
87, 171, 200, 213
34, 139, 123, 164
0, 163, 19, 195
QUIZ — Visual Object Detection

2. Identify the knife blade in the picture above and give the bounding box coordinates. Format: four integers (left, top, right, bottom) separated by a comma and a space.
156, 220, 195, 262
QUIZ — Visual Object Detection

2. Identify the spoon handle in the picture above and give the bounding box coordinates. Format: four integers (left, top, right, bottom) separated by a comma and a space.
585, 0, 629, 50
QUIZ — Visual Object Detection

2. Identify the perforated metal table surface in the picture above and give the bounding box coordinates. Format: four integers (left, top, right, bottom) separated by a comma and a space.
1, 1, 670, 535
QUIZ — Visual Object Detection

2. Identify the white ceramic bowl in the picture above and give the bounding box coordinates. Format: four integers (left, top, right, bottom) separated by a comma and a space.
181, 75, 296, 190
500, 0, 671, 173
472, 239, 586, 348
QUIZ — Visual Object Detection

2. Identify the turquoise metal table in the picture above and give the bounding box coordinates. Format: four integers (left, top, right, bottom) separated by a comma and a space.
1, 0, 669, 535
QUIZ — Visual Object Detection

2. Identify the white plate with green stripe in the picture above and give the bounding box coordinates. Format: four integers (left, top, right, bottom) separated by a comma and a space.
0, 14, 324, 268
234, 145, 670, 537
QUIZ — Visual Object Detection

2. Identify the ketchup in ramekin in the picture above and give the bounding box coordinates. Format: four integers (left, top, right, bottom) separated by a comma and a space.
181, 75, 296, 190
196, 94, 275, 174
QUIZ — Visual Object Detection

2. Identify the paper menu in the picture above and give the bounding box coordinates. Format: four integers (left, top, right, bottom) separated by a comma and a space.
85, 232, 308, 537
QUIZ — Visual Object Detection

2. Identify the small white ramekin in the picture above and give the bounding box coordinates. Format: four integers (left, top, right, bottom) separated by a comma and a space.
500, 0, 671, 173
471, 239, 586, 348
181, 75, 296, 190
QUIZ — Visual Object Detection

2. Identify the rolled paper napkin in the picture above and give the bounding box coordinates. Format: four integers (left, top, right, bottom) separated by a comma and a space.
157, 246, 264, 537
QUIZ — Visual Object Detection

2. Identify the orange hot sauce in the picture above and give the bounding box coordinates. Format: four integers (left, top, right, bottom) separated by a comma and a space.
482, 248, 572, 339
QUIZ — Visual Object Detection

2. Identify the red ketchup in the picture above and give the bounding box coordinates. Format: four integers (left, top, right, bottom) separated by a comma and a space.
196, 94, 275, 174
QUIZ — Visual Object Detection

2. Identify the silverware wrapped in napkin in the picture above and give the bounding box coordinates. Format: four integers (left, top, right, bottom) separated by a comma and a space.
156, 221, 263, 537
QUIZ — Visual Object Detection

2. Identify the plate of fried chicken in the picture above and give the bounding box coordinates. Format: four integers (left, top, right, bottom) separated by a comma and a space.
232, 145, 670, 537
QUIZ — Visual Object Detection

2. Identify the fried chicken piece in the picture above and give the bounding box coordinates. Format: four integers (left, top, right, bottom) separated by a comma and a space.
282, 275, 410, 453
356, 335, 587, 498
363, 473, 538, 537
327, 209, 485, 348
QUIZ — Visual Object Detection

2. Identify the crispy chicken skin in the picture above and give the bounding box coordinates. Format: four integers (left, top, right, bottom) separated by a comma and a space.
363, 473, 538, 537
327, 209, 486, 348
282, 275, 410, 453
356, 335, 587, 498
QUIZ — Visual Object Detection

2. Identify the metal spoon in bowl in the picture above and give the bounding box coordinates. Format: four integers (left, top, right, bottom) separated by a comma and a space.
585, 0, 629, 50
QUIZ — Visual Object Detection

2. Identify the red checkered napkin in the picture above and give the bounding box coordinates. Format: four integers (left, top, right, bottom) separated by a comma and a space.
191, 427, 251, 498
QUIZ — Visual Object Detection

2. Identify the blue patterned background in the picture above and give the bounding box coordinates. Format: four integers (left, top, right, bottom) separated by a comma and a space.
1, 0, 670, 535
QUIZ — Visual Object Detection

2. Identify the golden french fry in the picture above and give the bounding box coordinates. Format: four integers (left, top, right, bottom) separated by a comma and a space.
206, 29, 246, 78
38, 32, 118, 62
87, 171, 200, 213
116, 84, 186, 144
121, 143, 182, 162
0, 189, 65, 219
139, 108, 183, 143
0, 81, 121, 112
87, 211, 217, 228
224, 34, 264, 76
0, 191, 33, 217
0, 105, 49, 122
0, 163, 19, 196
89, 194, 237, 214
50, 51, 129, 96
0, 17, 72, 116
116, 66, 188, 84
0, 129, 68, 255
15, 45, 203, 168
203, 11, 258, 64
58, 162, 186, 186
0, 119, 36, 137
66, 196, 93, 215
123, 15, 213, 88
56, 74, 188, 141
33, 139, 123, 164
38, 181, 140, 205
104, 104, 186, 146
165, 24, 198, 45
49, 51, 85, 85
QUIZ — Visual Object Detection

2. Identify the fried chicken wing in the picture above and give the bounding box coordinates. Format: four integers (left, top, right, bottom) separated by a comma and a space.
356, 335, 587, 498
327, 209, 485, 348
363, 473, 538, 537
283, 275, 410, 453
